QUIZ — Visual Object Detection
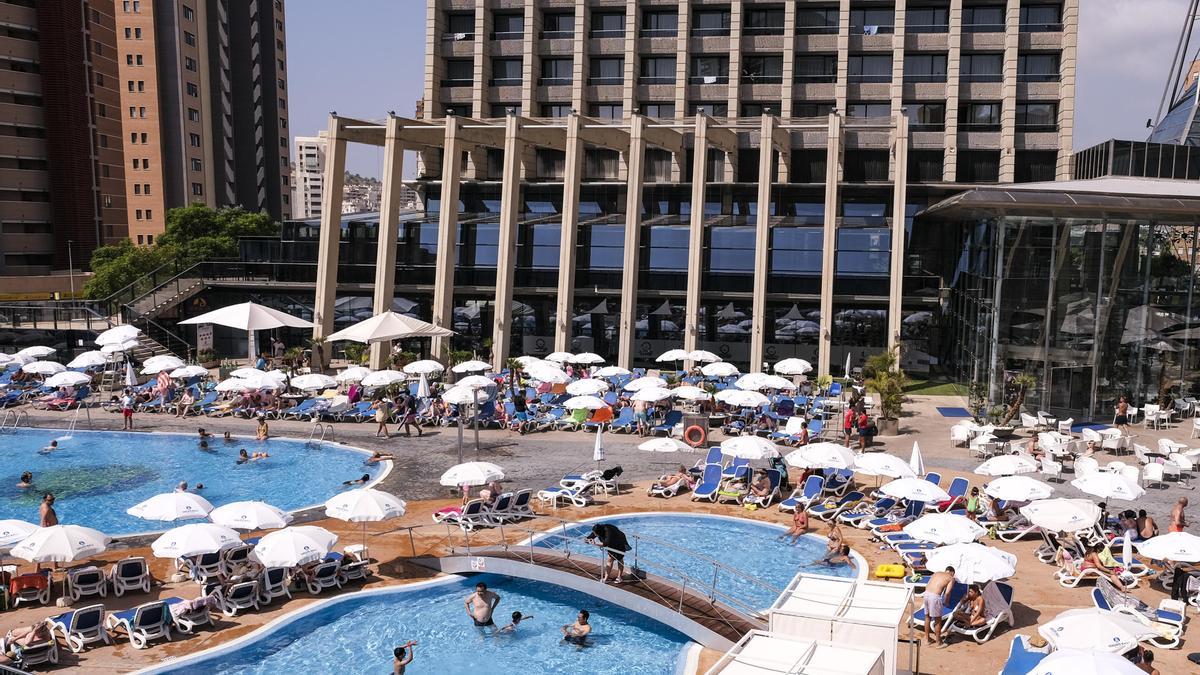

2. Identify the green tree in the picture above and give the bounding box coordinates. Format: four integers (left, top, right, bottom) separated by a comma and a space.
864, 346, 909, 420
83, 240, 170, 299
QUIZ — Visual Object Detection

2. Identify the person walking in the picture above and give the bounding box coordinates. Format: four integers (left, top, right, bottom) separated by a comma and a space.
398, 393, 422, 437
373, 397, 392, 439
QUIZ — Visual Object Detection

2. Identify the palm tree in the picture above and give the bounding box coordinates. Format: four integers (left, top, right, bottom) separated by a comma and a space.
999, 373, 1038, 426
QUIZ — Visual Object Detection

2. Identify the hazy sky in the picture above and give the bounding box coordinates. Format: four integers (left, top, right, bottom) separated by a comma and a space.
285, 0, 1197, 177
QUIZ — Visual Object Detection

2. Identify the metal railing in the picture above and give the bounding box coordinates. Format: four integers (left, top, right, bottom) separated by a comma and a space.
307, 423, 334, 445
0, 410, 28, 432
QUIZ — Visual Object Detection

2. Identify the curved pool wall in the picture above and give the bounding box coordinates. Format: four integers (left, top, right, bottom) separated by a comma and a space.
140, 574, 695, 675
0, 428, 388, 536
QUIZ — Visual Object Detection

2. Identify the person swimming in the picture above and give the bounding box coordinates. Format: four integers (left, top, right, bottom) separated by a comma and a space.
39, 440, 57, 454
366, 451, 394, 465
198, 428, 213, 439
17, 471, 32, 488
237, 448, 269, 464
223, 431, 233, 442
496, 611, 531, 634
343, 473, 370, 486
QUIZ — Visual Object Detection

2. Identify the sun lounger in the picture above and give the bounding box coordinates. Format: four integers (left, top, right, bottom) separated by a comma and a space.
49, 603, 109, 653
557, 407, 590, 431
340, 559, 371, 583
867, 500, 926, 533
609, 407, 637, 433
536, 486, 595, 508
838, 497, 898, 528
9, 570, 51, 606
946, 581, 1014, 643
910, 582, 969, 629
218, 580, 261, 615
257, 567, 292, 604
998, 635, 1048, 675
104, 600, 172, 649
808, 491, 864, 521
934, 477, 970, 513
304, 561, 343, 595
66, 565, 107, 601
690, 464, 724, 502
279, 398, 319, 420
779, 475, 825, 513
181, 551, 223, 583
652, 410, 683, 436
689, 447, 724, 476
743, 469, 782, 507
1091, 583, 1184, 648
110, 556, 151, 597
821, 469, 853, 497
1055, 561, 1138, 590
163, 595, 214, 633
0, 631, 58, 667
722, 457, 750, 479
508, 488, 534, 519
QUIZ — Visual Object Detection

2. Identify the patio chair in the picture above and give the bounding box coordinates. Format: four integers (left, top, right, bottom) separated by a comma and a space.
110, 556, 151, 597
304, 561, 343, 595
0, 629, 58, 667
10, 570, 51, 606
162, 596, 214, 633
257, 567, 292, 604
779, 475, 825, 513
218, 580, 261, 615
104, 600, 172, 649
49, 603, 109, 653
690, 464, 724, 502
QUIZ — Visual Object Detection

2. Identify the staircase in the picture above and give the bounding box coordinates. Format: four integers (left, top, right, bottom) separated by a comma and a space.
128, 276, 205, 319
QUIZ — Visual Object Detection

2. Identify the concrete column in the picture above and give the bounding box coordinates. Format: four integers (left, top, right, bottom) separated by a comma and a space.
555, 114, 586, 352
490, 115, 524, 370
886, 114, 910, 361
616, 114, 646, 368
683, 115, 710, 354
369, 116, 406, 369
818, 113, 842, 376
311, 116, 347, 369
835, 0, 852, 113
431, 117, 464, 359
944, 0, 963, 181
749, 115, 776, 372
472, 0, 486, 119
1057, 0, 1079, 179
999, 0, 1021, 182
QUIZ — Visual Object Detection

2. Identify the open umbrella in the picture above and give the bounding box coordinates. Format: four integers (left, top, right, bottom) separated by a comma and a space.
215, 377, 252, 393
721, 436, 782, 460
1136, 532, 1200, 563
566, 379, 610, 396
985, 475, 1054, 502
209, 501, 293, 531
229, 367, 267, 379
903, 513, 987, 545
0, 520, 39, 549
455, 375, 495, 389
974, 454, 1039, 476
639, 438, 692, 453
570, 352, 605, 365
95, 325, 142, 346
67, 351, 109, 369
325, 488, 407, 551
402, 360, 444, 376
672, 385, 712, 401
151, 523, 241, 559
1038, 608, 1158, 654
22, 361, 65, 376
593, 366, 630, 378
1028, 650, 1141, 675
700, 362, 739, 377
440, 462, 504, 487
925, 543, 1017, 583
451, 360, 491, 373
714, 389, 770, 407
630, 387, 673, 402
126, 492, 214, 522
785, 442, 857, 469
289, 373, 337, 391
10, 525, 110, 563
141, 356, 184, 374
361, 369, 407, 387
442, 386, 489, 406
17, 346, 55, 359
526, 364, 570, 384
1019, 498, 1100, 532
102, 340, 139, 355
249, 526, 337, 567
563, 395, 607, 410
512, 355, 544, 368
336, 366, 373, 383
773, 358, 813, 375
44, 371, 91, 388
879, 477, 951, 503
734, 373, 793, 391
687, 350, 721, 363
1071, 473, 1146, 501
544, 351, 574, 363
180, 301, 313, 361
853, 453, 916, 478
169, 365, 210, 379
624, 376, 667, 391
656, 349, 689, 362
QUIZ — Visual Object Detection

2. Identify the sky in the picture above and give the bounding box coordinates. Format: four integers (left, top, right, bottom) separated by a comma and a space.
285, 0, 1197, 178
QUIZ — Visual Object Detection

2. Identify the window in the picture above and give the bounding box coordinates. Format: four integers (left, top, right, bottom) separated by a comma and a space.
122, 1, 128, 10
134, 183, 141, 195
836, 225, 891, 273
588, 57, 624, 85
689, 102, 729, 116
1020, 4, 1062, 32
191, 182, 203, 196
184, 31, 195, 46
146, 209, 152, 220
640, 56, 676, 84
798, 7, 839, 33
142, 184, 150, 195
590, 103, 623, 120
443, 59, 473, 86
1015, 101, 1058, 130
542, 12, 574, 38
961, 52, 1003, 82
960, 102, 1002, 130
847, 102, 891, 118
137, 234, 144, 243
129, 106, 136, 117
692, 8, 731, 36
132, 158, 140, 169
710, 226, 757, 273
542, 103, 571, 118
184, 56, 196, 71
535, 148, 565, 178
124, 27, 131, 38
795, 55, 838, 83
139, 106, 145, 117
590, 11, 624, 37
126, 54, 133, 66
445, 11, 474, 38
957, 150, 1001, 182
182, 5, 194, 20
794, 102, 834, 118
134, 27, 141, 38
143, 158, 149, 169
744, 6, 785, 35
903, 53, 947, 82
963, 6, 1005, 33
690, 55, 729, 84
96, 72, 104, 87
138, 80, 145, 92
133, 0, 139, 10
187, 107, 200, 122
641, 9, 678, 37
490, 103, 520, 116
130, 132, 138, 143
135, 210, 142, 220
492, 12, 523, 39
848, 54, 892, 83
742, 102, 780, 117
190, 158, 202, 171
140, 132, 147, 143
584, 148, 619, 179
189, 132, 201, 147
642, 102, 674, 118
186, 82, 198, 96
1018, 52, 1060, 82
491, 58, 522, 85
907, 6, 949, 33
540, 58, 572, 85
905, 102, 945, 130
742, 54, 783, 83
1015, 150, 1057, 182
850, 7, 895, 34
908, 149, 944, 182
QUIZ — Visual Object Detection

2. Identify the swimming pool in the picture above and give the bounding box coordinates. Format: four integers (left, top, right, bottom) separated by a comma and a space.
146, 574, 693, 675
0, 429, 383, 535
534, 513, 861, 610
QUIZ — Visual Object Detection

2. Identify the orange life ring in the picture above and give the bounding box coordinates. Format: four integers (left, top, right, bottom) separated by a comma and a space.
683, 425, 706, 447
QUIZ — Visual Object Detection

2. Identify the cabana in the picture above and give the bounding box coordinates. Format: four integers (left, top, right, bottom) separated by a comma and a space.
705, 630, 885, 675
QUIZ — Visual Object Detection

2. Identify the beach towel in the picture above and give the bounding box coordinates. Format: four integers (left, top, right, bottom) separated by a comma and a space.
982, 581, 1009, 620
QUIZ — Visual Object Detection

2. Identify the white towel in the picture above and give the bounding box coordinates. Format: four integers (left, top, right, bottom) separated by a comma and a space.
981, 580, 1009, 620
703, 75, 717, 84
863, 25, 879, 35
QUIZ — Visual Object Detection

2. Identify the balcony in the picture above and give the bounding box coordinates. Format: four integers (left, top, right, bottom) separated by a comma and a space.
903, 73, 947, 84
640, 27, 677, 38
743, 25, 785, 37
850, 24, 894, 35
1017, 72, 1061, 83
848, 74, 892, 84
489, 77, 521, 86
961, 73, 1003, 84
689, 75, 729, 85
589, 28, 625, 39
794, 73, 837, 84
441, 31, 475, 42
588, 76, 624, 86
639, 75, 676, 85
440, 78, 473, 88
691, 26, 731, 37
963, 23, 1006, 34
538, 77, 572, 86
490, 30, 523, 41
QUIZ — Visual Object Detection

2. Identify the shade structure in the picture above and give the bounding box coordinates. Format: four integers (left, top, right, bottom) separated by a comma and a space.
1028, 649, 1142, 675
879, 478, 951, 503
1038, 608, 1157, 654
179, 301, 313, 361
442, 385, 489, 406
455, 375, 495, 389
543, 351, 573, 363
16, 345, 55, 359
569, 352, 605, 365
785, 442, 857, 470
209, 501, 293, 531
722, 436, 782, 460
126, 492, 214, 522
734, 373, 793, 391
852, 453, 916, 478
593, 366, 630, 378
290, 373, 337, 391
714, 389, 770, 408
773, 358, 813, 375
22, 360, 65, 376
141, 355, 184, 374
902, 514, 987, 545
1070, 473, 1146, 501
170, 365, 210, 379
656, 349, 689, 362
440, 461, 505, 487
249, 526, 337, 567
1019, 498, 1101, 532
151, 523, 241, 559
101, 340, 139, 355
327, 310, 453, 342
526, 364, 570, 384
984, 475, 1054, 502
566, 379, 610, 396
0, 520, 39, 549
45, 371, 91, 388
624, 376, 667, 391
974, 454, 1039, 476
451, 360, 491, 373
67, 351, 109, 369
95, 325, 142, 346
402, 360, 444, 375
639, 438, 692, 453
1136, 532, 1200, 563
925, 543, 1017, 584
701, 362, 739, 377
687, 350, 721, 363
563, 395, 608, 410
11, 525, 110, 563
630, 387, 673, 403
672, 385, 712, 401
324, 488, 407, 523
360, 369, 407, 387
335, 366, 373, 383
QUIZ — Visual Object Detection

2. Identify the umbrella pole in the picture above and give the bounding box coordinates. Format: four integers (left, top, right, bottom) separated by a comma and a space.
473, 402, 480, 459
457, 415, 464, 464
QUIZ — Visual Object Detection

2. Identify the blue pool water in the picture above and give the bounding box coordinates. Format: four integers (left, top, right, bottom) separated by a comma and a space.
0, 429, 380, 534
535, 513, 859, 609
154, 574, 692, 675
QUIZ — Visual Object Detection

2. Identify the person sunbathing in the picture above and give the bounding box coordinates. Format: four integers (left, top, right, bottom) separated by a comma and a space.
647, 466, 692, 495
1082, 543, 1125, 587
951, 585, 987, 629
1, 621, 52, 664
744, 471, 773, 506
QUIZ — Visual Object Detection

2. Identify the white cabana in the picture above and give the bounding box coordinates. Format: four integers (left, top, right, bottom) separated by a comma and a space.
974, 454, 1039, 476
179, 301, 313, 361
656, 349, 689, 362
140, 355, 184, 374
569, 352, 604, 365
543, 351, 574, 363
1136, 532, 1200, 562
705, 630, 885, 675
0, 520, 39, 549
126, 492, 214, 522
984, 475, 1054, 502
455, 375, 495, 389
852, 453, 916, 479
672, 385, 712, 401
1037, 608, 1157, 654
10, 525, 110, 564
101, 340, 139, 355
925, 543, 1017, 584
639, 438, 693, 453
593, 366, 630, 378
22, 361, 65, 376
1070, 473, 1146, 501
169, 365, 210, 379
16, 346, 55, 359
688, 350, 721, 363
902, 514, 987, 545
1028, 650, 1142, 675
879, 478, 951, 503
324, 488, 407, 550
734, 373, 793, 391
441, 385, 489, 406
526, 364, 570, 384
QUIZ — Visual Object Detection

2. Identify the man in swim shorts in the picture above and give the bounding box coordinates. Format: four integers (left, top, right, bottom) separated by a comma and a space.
561, 609, 591, 645
464, 581, 500, 627
923, 567, 955, 649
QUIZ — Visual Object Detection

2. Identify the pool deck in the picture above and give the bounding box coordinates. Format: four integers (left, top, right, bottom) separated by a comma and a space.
5, 397, 1200, 673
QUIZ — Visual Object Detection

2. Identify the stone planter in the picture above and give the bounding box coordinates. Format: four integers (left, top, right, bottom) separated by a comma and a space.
877, 418, 900, 436
991, 426, 1016, 438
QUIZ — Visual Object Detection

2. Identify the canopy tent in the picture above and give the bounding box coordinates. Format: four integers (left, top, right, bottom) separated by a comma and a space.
179, 302, 312, 361
705, 630, 885, 675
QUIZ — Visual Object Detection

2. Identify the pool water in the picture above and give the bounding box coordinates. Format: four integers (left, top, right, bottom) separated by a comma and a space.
154, 575, 692, 675
535, 513, 859, 609
0, 429, 380, 534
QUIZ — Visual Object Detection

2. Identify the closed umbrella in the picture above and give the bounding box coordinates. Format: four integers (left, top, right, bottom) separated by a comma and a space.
853, 453, 916, 478
335, 366, 372, 383
169, 365, 210, 379
209, 501, 293, 531
1137, 532, 1200, 563
909, 442, 925, 476
22, 361, 65, 376
903, 513, 987, 545
451, 360, 491, 373
974, 454, 1039, 476
11, 525, 110, 563
325, 488, 407, 550
714, 389, 770, 408
67, 351, 109, 369
592, 427, 606, 466
721, 436, 782, 460
672, 385, 712, 401
45, 371, 91, 388
249, 526, 337, 567
773, 358, 813, 375
440, 462, 504, 487
639, 438, 692, 453
151, 523, 241, 559
563, 395, 607, 410
0, 520, 39, 549
624, 376, 667, 391
594, 366, 630, 378
925, 543, 1017, 583
630, 387, 673, 403
701, 362, 739, 377
416, 373, 430, 399
984, 475, 1054, 502
1029, 650, 1142, 675
785, 442, 857, 469
95, 325, 142, 346
566, 379, 610, 396
1038, 608, 1158, 654
1019, 498, 1100, 532
361, 369, 407, 387
126, 492, 214, 522
879, 477, 951, 503
289, 373, 337, 391
124, 361, 138, 387
1071, 473, 1146, 501
403, 360, 444, 376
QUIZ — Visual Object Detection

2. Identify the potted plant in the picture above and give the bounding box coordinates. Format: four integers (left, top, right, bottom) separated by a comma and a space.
344, 343, 368, 365
967, 381, 988, 424
864, 346, 908, 436
815, 373, 833, 396
197, 349, 219, 369
218, 359, 238, 379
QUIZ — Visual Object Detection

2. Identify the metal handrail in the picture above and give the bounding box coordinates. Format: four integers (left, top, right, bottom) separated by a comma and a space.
307, 423, 334, 444
0, 410, 28, 432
